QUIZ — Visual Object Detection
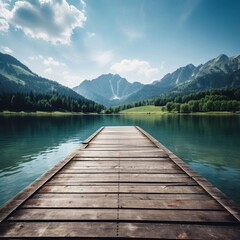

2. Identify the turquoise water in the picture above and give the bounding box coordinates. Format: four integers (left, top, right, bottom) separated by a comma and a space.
0, 114, 240, 205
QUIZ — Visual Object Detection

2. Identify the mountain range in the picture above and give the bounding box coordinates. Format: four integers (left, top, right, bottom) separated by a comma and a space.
1, 52, 240, 108
73, 54, 240, 106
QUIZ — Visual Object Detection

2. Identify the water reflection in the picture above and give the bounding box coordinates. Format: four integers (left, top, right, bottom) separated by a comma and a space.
0, 114, 240, 205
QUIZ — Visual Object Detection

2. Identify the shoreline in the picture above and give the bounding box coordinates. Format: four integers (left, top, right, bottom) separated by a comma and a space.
0, 110, 239, 116
0, 111, 86, 116
119, 111, 240, 115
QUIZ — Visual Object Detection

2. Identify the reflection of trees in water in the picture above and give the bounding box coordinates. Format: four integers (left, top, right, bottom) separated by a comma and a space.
0, 116, 100, 170
0, 114, 239, 169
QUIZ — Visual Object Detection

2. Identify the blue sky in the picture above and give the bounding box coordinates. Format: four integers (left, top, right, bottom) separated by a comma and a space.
0, 0, 240, 87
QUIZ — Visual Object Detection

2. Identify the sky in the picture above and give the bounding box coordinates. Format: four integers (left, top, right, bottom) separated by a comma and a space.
0, 0, 240, 87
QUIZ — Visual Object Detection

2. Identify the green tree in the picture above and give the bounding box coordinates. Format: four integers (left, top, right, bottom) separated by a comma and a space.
188, 100, 199, 112
180, 103, 190, 113
166, 102, 174, 112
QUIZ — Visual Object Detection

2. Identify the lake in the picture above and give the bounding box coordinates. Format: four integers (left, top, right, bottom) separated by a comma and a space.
0, 114, 240, 206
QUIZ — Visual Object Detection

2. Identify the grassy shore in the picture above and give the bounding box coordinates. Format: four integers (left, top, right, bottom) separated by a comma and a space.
120, 105, 240, 115
120, 106, 165, 114
1, 107, 239, 116
0, 111, 85, 116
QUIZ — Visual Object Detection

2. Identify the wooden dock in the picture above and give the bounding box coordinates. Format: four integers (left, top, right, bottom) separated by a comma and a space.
0, 126, 240, 239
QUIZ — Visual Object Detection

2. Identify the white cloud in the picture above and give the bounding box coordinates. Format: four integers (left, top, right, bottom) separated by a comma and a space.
0, 1, 12, 20
0, 18, 9, 32
111, 59, 159, 83
0, 0, 86, 44
87, 32, 96, 37
28, 55, 43, 61
43, 57, 65, 67
1, 46, 13, 54
93, 50, 113, 67
80, 0, 86, 12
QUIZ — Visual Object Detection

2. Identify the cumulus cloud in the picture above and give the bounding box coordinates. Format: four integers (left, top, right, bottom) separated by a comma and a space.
0, 18, 9, 32
0, 1, 12, 19
28, 55, 43, 61
1, 46, 13, 54
111, 59, 159, 83
0, 0, 86, 44
43, 57, 65, 67
93, 50, 113, 67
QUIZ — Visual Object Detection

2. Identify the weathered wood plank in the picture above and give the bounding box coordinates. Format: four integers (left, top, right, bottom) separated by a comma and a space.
119, 185, 205, 194
76, 151, 169, 158
48, 177, 194, 184
9, 209, 118, 221
118, 223, 240, 239
9, 209, 234, 223
71, 157, 170, 161
0, 222, 117, 238
90, 140, 155, 145
86, 147, 158, 151
118, 209, 236, 222
60, 169, 184, 174
54, 173, 186, 178
120, 198, 223, 210
93, 135, 147, 139
22, 194, 118, 208
39, 185, 119, 193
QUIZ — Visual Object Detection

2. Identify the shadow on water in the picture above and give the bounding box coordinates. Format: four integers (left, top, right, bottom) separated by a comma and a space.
0, 114, 240, 205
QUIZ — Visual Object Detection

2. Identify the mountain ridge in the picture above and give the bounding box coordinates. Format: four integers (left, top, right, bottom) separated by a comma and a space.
0, 52, 86, 100
121, 54, 240, 104
73, 54, 240, 106
1, 52, 239, 108
73, 73, 144, 106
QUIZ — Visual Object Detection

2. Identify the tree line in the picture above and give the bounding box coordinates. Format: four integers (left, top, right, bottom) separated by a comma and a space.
105, 99, 152, 114
106, 88, 240, 113
0, 92, 105, 113
155, 88, 240, 113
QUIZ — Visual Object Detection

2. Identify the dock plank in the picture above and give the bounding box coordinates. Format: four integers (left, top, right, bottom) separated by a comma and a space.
119, 223, 240, 239
22, 194, 118, 208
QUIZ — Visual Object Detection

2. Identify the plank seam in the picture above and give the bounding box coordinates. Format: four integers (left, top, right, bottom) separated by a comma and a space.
116, 157, 120, 237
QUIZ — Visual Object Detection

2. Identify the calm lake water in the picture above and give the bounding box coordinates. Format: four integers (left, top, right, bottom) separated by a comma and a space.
0, 114, 240, 206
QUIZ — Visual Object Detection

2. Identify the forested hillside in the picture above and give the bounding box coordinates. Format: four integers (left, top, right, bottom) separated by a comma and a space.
0, 92, 104, 113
